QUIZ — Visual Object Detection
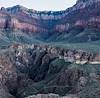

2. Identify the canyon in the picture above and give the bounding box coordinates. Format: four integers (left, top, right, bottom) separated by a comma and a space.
0, 0, 100, 42
0, 43, 100, 98
0, 0, 100, 98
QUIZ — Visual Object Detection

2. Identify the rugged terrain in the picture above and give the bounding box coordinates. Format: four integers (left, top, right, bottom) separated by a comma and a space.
0, 0, 100, 43
0, 43, 99, 98
0, 0, 100, 98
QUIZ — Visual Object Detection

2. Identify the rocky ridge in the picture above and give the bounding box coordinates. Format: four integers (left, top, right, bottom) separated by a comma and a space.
0, 0, 100, 42
13, 44, 100, 65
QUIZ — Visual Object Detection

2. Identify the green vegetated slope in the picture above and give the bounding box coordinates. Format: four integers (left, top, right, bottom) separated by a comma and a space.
49, 41, 100, 53
0, 29, 100, 53
0, 30, 43, 49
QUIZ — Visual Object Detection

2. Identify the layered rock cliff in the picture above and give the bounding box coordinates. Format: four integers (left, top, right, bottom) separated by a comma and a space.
0, 0, 100, 42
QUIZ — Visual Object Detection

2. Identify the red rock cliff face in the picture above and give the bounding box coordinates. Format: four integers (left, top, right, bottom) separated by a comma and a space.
11, 18, 47, 32
0, 0, 100, 35
0, 12, 48, 33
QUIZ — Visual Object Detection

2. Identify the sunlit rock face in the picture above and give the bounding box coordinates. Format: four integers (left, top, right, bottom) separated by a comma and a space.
0, 12, 47, 33
25, 94, 77, 98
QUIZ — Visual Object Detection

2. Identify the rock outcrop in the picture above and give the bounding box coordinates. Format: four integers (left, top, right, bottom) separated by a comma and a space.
25, 94, 77, 98
0, 44, 100, 98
